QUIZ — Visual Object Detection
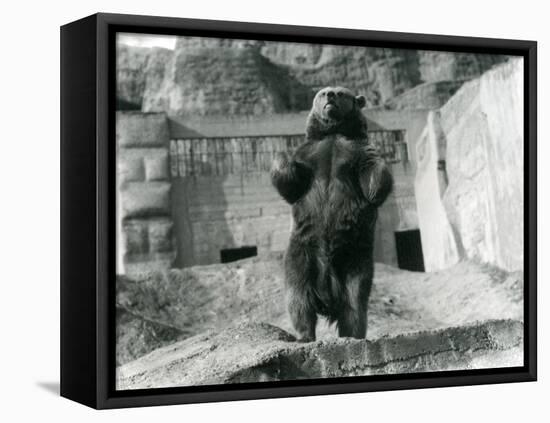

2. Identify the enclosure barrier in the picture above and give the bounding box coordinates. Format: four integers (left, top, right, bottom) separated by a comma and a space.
169, 130, 407, 177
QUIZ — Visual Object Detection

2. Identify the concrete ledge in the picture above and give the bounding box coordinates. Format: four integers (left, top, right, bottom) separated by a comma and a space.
122, 217, 174, 256
148, 218, 173, 253
117, 319, 523, 389
123, 220, 149, 255
120, 182, 171, 219
144, 153, 169, 181
124, 252, 176, 275
118, 155, 145, 184
118, 148, 169, 183
117, 112, 170, 148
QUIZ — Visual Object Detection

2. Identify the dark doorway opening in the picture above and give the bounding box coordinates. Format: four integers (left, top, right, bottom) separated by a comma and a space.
394, 230, 425, 272
220, 246, 258, 264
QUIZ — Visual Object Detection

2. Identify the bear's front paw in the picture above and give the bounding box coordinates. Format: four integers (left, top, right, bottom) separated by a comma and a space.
361, 162, 394, 207
271, 153, 314, 204
271, 152, 290, 174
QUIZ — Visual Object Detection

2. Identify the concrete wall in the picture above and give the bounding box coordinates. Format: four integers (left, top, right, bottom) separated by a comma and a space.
116, 112, 176, 275
168, 111, 386, 139
367, 109, 429, 234
116, 61, 523, 274
170, 132, 410, 268
169, 135, 300, 266
367, 108, 430, 171
172, 174, 291, 267
174, 170, 409, 269
372, 156, 419, 267
116, 109, 428, 273
168, 108, 427, 268
367, 108, 430, 267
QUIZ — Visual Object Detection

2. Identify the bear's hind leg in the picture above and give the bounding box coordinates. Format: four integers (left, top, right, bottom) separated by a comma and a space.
336, 274, 372, 339
285, 246, 318, 342
287, 286, 317, 342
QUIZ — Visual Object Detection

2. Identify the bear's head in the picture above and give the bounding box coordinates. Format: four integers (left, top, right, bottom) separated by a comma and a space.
305, 86, 368, 141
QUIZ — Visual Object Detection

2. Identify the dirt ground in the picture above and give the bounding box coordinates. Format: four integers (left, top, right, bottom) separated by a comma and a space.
116, 253, 523, 365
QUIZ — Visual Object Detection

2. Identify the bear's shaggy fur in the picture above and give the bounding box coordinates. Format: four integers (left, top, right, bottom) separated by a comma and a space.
271, 86, 393, 341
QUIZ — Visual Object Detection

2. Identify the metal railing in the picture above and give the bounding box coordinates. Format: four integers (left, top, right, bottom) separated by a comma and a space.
170, 130, 407, 177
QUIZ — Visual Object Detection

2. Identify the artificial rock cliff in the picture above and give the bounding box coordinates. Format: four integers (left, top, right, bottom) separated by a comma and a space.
116, 40, 507, 114
414, 59, 524, 272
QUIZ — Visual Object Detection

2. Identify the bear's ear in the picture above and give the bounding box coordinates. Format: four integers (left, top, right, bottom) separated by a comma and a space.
355, 95, 366, 109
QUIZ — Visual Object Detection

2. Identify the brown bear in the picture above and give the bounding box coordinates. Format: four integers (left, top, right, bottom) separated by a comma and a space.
271, 86, 393, 342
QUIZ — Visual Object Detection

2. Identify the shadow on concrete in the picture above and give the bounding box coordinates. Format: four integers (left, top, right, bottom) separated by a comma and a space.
172, 161, 234, 268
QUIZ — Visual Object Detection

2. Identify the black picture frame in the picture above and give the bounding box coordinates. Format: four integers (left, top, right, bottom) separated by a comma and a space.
60, 12, 537, 409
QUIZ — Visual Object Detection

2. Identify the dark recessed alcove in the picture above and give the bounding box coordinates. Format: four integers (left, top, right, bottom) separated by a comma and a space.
220, 246, 258, 263
395, 229, 425, 272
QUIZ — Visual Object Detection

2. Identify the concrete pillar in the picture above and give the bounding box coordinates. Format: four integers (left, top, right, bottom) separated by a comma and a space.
414, 111, 460, 271
116, 111, 175, 275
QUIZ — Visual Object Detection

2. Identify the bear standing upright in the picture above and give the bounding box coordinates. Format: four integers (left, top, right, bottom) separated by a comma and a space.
271, 86, 393, 342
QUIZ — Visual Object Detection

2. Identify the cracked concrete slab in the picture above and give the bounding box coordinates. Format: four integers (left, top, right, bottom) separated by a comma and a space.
117, 319, 523, 390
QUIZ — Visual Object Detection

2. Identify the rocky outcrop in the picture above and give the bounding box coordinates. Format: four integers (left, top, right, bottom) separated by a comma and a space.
117, 44, 149, 110
117, 319, 523, 389
440, 59, 524, 272
287, 46, 422, 107
410, 59, 524, 272
116, 306, 186, 366
384, 80, 464, 110
261, 45, 507, 108
116, 40, 508, 113
261, 42, 324, 67
116, 253, 523, 365
116, 45, 172, 110
141, 41, 313, 116
418, 51, 507, 83
140, 48, 173, 110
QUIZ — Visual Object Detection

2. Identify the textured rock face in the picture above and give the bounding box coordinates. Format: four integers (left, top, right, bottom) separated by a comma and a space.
286, 46, 422, 107
141, 48, 173, 110
418, 51, 507, 83
261, 46, 506, 108
174, 37, 262, 50
385, 80, 464, 110
116, 253, 523, 364
261, 42, 324, 67
117, 44, 149, 109
116, 39, 508, 113
440, 59, 524, 272
117, 319, 523, 389
142, 42, 313, 116
117, 45, 172, 110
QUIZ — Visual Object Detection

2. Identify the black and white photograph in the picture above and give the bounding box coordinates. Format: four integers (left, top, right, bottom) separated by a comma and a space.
4, 0, 548, 419
114, 32, 525, 390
